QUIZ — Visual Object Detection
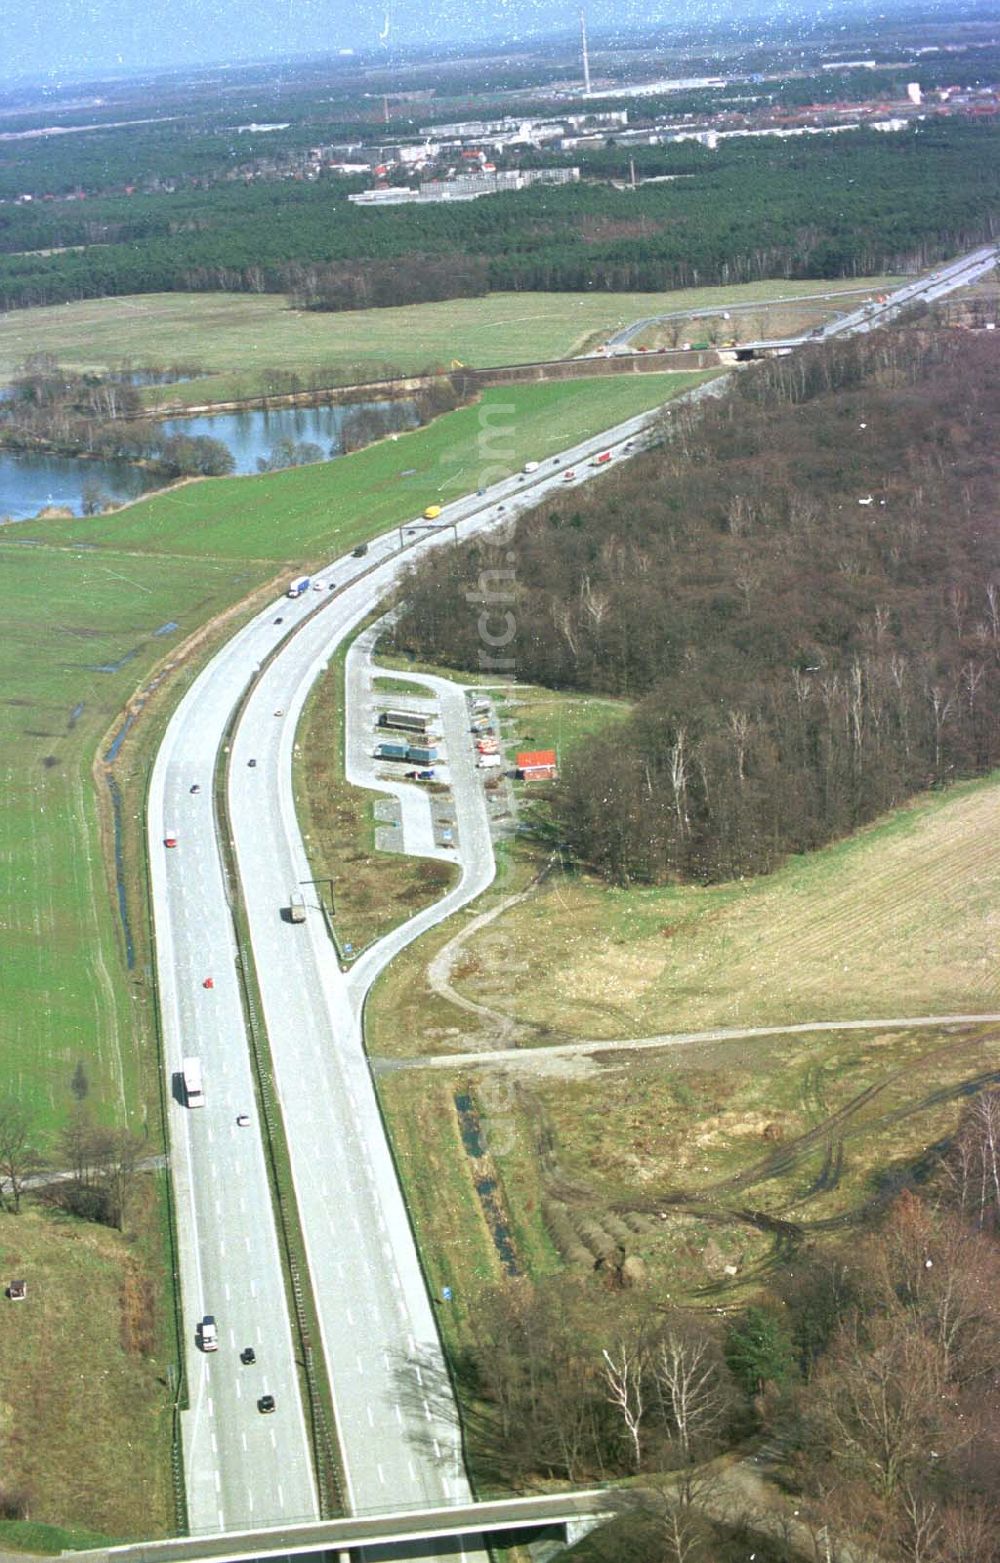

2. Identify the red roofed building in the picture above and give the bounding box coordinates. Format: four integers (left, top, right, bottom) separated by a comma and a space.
516, 749, 558, 781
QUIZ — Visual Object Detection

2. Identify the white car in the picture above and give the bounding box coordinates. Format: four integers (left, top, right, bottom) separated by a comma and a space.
200, 1316, 218, 1352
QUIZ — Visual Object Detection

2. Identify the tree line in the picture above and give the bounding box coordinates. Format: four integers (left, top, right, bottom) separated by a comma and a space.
0, 121, 996, 312
0, 355, 233, 484
455, 1086, 1000, 1562
391, 326, 1000, 885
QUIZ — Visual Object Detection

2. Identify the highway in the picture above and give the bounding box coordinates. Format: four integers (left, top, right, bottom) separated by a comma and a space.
148, 242, 995, 1549
150, 400, 678, 1548
605, 243, 998, 352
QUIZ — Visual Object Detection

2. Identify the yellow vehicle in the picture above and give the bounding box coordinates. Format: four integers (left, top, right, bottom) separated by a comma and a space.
422, 504, 442, 520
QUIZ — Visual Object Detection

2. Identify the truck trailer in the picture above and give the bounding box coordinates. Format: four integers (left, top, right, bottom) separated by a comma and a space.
182, 1057, 205, 1107
378, 710, 431, 734
287, 575, 311, 598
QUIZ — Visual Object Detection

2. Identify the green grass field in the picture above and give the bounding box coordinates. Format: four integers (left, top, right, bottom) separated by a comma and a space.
0, 279, 903, 396
58, 375, 712, 558
0, 1186, 174, 1542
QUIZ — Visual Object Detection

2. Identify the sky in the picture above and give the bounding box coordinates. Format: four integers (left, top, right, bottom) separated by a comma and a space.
0, 0, 914, 82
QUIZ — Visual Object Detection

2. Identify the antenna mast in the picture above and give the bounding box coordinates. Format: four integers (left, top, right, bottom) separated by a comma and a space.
580, 9, 592, 97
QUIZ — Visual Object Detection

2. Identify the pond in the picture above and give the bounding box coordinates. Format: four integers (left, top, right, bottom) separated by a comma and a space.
0, 450, 160, 523
159, 399, 418, 477
0, 396, 418, 520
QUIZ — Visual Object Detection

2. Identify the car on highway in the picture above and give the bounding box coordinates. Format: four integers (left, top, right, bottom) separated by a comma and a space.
274, 709, 284, 717
164, 833, 178, 848
562, 469, 576, 481
240, 1346, 256, 1364
200, 1316, 218, 1352
274, 616, 284, 625
312, 581, 324, 591
258, 1395, 276, 1414
441, 826, 454, 845
236, 1113, 251, 1127
248, 758, 257, 768
352, 543, 368, 557
417, 768, 435, 781
189, 784, 201, 794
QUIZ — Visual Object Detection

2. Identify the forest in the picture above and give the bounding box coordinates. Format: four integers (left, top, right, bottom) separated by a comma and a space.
390, 324, 1000, 885
0, 120, 996, 311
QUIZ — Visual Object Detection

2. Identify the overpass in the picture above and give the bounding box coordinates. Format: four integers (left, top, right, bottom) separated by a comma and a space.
69, 1492, 614, 1563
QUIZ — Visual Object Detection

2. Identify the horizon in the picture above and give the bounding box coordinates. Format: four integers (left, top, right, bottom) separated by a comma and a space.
0, 0, 949, 88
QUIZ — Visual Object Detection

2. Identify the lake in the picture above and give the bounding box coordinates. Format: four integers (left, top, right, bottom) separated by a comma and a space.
0, 397, 417, 521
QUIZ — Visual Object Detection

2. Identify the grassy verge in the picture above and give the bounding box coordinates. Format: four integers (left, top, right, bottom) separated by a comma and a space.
0, 1182, 174, 1541
0, 280, 903, 392
371, 675, 436, 698
294, 636, 457, 955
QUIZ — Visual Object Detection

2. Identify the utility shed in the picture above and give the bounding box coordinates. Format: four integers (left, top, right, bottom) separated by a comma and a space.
516, 749, 558, 781
8, 1279, 26, 1301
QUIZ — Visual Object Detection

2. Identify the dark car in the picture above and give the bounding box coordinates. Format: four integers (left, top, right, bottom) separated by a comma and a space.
274, 616, 284, 625
352, 543, 368, 558
190, 784, 201, 794
417, 769, 435, 781
248, 758, 257, 768
404, 769, 420, 779
258, 1394, 276, 1414
240, 1346, 256, 1365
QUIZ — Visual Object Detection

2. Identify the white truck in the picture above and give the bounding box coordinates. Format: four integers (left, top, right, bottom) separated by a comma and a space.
286, 575, 311, 598
288, 890, 306, 924
181, 1056, 205, 1107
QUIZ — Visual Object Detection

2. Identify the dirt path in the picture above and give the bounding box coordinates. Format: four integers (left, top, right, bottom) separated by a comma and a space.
375, 1011, 1000, 1074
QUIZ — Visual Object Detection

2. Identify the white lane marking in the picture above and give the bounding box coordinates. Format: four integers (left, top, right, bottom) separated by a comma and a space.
377, 1463, 385, 1485
242, 1433, 248, 1451
366, 1405, 374, 1427
355, 1354, 364, 1373
224, 1282, 231, 1301
214, 1471, 221, 1493
278, 1484, 284, 1507
208, 1398, 214, 1417
395, 1403, 403, 1426
433, 1439, 441, 1458
235, 1380, 241, 1400
211, 1433, 218, 1454
423, 1400, 432, 1420
414, 1365, 422, 1386
408, 1460, 416, 1482
345, 1308, 354, 1327
269, 1428, 277, 1449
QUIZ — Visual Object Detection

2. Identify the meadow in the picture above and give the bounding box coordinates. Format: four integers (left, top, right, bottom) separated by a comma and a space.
0, 279, 901, 397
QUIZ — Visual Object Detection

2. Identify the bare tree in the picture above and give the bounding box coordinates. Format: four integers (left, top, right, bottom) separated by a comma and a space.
0, 1100, 45, 1213
652, 1324, 732, 1466
603, 1338, 646, 1473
